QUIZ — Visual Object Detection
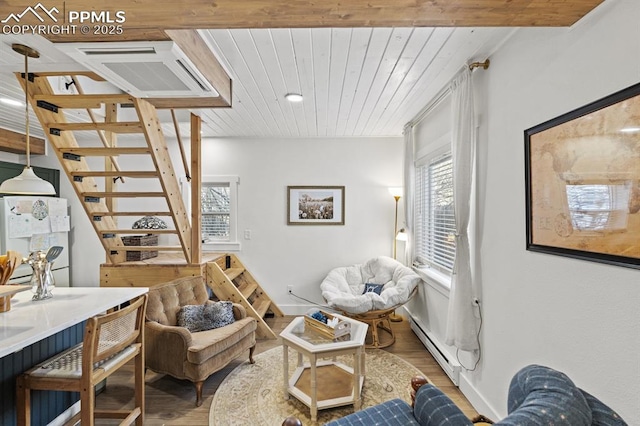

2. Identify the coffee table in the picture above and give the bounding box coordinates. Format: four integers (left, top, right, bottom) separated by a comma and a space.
280, 313, 368, 422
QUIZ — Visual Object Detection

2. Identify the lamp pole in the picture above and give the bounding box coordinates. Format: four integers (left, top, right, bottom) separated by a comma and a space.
393, 195, 400, 259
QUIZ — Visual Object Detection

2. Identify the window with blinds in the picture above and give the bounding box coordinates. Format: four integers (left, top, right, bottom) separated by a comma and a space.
415, 153, 456, 274
201, 183, 230, 240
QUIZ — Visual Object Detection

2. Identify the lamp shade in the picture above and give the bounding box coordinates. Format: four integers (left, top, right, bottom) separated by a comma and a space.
395, 229, 408, 241
388, 187, 403, 198
0, 167, 56, 195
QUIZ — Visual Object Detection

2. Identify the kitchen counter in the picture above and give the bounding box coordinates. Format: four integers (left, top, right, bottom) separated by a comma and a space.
0, 286, 148, 358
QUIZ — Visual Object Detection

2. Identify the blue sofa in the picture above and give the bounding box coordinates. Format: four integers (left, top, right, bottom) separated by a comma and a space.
318, 364, 627, 426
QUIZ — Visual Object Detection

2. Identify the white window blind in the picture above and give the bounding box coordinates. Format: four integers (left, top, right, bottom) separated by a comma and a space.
415, 153, 456, 273
201, 183, 230, 239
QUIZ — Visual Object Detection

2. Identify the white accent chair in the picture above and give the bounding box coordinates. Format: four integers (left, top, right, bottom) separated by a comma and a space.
320, 256, 422, 348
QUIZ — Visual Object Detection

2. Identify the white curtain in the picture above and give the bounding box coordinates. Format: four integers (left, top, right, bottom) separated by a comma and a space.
445, 67, 479, 351
402, 123, 415, 266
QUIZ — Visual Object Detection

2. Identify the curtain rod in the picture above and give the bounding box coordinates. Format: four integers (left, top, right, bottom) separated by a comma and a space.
406, 58, 490, 128
468, 59, 490, 71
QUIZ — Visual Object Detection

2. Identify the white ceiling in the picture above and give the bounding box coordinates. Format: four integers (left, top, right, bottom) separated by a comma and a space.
0, 27, 514, 141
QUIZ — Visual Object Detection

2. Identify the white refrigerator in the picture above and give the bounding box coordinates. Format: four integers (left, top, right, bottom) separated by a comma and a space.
0, 196, 71, 287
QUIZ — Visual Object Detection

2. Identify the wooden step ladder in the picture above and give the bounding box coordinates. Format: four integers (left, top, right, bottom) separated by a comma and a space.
21, 72, 192, 264
207, 254, 284, 339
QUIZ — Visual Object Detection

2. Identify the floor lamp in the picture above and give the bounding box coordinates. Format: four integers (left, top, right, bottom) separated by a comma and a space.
388, 187, 403, 322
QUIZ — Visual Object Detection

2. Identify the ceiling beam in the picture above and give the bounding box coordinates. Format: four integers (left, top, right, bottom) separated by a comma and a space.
164, 30, 232, 107
0, 128, 46, 155
2, 0, 605, 44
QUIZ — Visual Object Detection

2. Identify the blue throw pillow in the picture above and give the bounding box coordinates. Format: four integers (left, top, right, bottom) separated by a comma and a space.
363, 283, 384, 295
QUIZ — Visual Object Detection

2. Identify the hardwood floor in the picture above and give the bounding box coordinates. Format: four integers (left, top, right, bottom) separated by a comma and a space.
93, 316, 478, 425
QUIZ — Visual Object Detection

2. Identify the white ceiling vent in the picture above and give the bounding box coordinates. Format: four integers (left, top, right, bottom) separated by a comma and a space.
57, 41, 218, 98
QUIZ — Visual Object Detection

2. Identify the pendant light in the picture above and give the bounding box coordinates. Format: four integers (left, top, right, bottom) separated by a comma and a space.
0, 44, 56, 195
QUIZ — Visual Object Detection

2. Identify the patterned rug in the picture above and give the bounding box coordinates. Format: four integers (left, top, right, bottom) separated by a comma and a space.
209, 347, 426, 425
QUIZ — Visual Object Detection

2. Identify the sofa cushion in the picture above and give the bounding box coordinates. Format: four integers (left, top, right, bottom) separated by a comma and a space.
324, 398, 420, 426
177, 301, 235, 333
187, 317, 257, 364
146, 276, 210, 326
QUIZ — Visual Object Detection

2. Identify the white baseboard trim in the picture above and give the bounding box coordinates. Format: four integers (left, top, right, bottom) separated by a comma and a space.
407, 314, 461, 386
459, 373, 500, 421
279, 303, 324, 316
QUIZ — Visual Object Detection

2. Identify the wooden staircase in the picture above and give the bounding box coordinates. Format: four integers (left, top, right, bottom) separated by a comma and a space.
20, 72, 284, 339
207, 254, 284, 339
22, 72, 192, 263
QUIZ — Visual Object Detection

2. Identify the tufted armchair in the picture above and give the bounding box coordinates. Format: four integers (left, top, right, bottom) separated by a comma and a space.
145, 276, 257, 406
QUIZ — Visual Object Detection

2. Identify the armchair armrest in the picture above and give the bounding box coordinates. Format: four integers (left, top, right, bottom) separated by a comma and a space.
145, 321, 194, 372
232, 303, 247, 319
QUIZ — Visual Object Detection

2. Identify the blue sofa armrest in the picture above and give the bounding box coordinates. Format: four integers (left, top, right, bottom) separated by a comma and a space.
324, 398, 421, 426
413, 384, 473, 426
497, 364, 592, 426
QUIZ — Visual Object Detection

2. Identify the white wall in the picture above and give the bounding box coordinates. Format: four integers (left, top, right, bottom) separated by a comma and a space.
3, 135, 403, 295
198, 137, 403, 313
467, 0, 640, 421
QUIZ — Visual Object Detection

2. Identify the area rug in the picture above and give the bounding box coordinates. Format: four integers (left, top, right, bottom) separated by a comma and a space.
209, 347, 427, 425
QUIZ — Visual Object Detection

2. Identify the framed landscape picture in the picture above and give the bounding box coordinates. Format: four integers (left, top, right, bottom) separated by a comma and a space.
525, 82, 640, 269
287, 186, 345, 225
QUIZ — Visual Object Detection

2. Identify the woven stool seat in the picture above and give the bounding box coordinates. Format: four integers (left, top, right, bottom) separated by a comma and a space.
30, 343, 137, 379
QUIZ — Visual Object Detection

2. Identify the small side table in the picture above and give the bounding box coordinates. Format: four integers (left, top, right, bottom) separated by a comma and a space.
280, 314, 368, 422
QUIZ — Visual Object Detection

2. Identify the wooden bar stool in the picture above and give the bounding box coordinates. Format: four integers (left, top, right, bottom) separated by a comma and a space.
16, 294, 148, 426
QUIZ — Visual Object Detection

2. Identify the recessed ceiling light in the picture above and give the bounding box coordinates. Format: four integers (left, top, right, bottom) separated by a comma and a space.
285, 93, 303, 103
620, 127, 640, 133
0, 98, 23, 107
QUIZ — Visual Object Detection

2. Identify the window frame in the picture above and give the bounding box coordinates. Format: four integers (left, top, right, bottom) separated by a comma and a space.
181, 175, 240, 252
414, 135, 455, 290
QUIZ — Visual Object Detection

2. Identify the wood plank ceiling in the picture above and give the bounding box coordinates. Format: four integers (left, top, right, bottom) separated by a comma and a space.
0, 0, 606, 141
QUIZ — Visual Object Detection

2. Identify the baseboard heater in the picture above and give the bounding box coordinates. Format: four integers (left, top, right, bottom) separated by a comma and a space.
410, 318, 461, 386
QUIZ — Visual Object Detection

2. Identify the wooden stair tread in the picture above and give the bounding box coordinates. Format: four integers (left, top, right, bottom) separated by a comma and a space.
110, 246, 182, 251
237, 281, 258, 300
253, 299, 272, 318
224, 267, 245, 281
62, 147, 151, 156
71, 171, 159, 178
83, 191, 166, 198
47, 122, 144, 133
101, 229, 177, 234
33, 94, 135, 109
92, 211, 171, 217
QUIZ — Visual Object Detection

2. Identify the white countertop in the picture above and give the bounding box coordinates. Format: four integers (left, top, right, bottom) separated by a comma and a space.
0, 287, 148, 358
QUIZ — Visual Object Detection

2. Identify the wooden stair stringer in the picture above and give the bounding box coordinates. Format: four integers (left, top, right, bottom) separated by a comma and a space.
135, 98, 192, 263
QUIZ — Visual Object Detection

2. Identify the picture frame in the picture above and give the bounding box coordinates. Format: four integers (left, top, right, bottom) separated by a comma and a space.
287, 186, 345, 225
525, 82, 640, 270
